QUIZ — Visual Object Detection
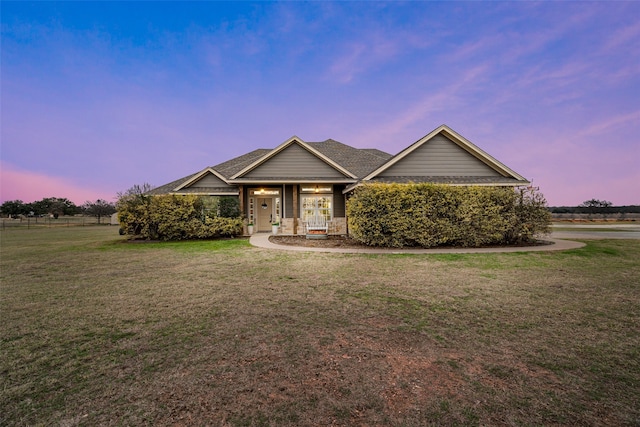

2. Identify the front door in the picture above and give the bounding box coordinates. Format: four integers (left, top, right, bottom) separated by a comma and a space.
257, 198, 273, 232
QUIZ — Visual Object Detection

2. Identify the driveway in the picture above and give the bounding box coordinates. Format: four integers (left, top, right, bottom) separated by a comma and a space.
551, 223, 640, 240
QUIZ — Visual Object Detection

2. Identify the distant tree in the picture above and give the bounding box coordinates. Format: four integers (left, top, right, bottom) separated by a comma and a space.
117, 183, 154, 198
0, 200, 27, 217
579, 199, 613, 218
30, 197, 79, 218
83, 199, 117, 224
580, 199, 613, 208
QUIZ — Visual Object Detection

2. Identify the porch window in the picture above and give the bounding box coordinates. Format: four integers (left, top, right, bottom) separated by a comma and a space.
301, 195, 332, 222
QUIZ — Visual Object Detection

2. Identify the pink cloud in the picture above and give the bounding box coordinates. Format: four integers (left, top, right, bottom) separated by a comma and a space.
352, 65, 489, 148
602, 20, 640, 51
0, 162, 116, 205
579, 110, 640, 138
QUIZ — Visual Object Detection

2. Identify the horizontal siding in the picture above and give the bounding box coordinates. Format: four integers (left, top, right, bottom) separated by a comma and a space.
189, 173, 233, 188
244, 144, 347, 178
379, 135, 502, 177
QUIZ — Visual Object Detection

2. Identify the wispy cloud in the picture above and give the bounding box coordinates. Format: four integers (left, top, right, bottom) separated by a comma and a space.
327, 43, 370, 84
352, 65, 489, 149
327, 35, 402, 84
2, 2, 639, 206
323, 7, 439, 85
579, 110, 640, 138
602, 20, 640, 52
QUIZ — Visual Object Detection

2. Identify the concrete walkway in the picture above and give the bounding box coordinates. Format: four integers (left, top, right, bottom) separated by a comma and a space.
249, 233, 586, 254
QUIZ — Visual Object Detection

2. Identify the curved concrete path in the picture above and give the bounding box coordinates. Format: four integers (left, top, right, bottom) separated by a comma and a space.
249, 233, 585, 254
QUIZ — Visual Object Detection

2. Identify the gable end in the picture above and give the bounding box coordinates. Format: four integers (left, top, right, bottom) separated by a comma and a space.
363, 125, 528, 184
236, 141, 354, 179
184, 171, 231, 188
379, 134, 502, 177
172, 168, 237, 194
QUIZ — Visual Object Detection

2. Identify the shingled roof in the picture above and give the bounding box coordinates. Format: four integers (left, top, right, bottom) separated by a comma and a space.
212, 149, 272, 178
306, 139, 392, 178
147, 171, 202, 195
147, 126, 529, 195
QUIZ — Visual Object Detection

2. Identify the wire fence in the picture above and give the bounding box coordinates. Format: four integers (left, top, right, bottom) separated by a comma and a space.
0, 216, 117, 230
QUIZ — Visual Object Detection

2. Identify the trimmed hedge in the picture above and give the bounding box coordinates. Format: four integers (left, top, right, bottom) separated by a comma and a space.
116, 194, 244, 241
346, 184, 551, 248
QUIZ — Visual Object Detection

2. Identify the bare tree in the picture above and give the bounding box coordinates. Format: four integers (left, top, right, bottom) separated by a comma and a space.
580, 199, 613, 208
83, 200, 116, 224
117, 183, 154, 198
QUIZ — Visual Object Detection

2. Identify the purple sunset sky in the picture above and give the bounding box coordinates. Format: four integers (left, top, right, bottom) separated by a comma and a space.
1, 1, 638, 206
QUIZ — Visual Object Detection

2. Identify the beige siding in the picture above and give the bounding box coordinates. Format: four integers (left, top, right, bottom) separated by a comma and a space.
379, 134, 502, 177
244, 144, 347, 178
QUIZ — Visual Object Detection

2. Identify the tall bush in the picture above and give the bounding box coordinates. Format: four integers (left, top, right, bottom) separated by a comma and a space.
346, 183, 550, 248
116, 194, 243, 240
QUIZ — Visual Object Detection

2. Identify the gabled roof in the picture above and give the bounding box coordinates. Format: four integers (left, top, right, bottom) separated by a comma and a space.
307, 139, 392, 178
146, 168, 239, 196
362, 124, 529, 183
173, 167, 230, 191
229, 136, 358, 180
212, 149, 272, 178
148, 125, 530, 195
147, 171, 202, 195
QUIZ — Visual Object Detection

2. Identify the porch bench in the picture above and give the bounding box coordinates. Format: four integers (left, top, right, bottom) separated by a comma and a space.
304, 216, 330, 238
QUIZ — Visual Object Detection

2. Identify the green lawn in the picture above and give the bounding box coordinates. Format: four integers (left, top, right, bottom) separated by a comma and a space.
1, 227, 639, 426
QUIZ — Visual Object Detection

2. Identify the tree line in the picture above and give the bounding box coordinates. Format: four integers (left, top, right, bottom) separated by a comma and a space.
0, 186, 154, 223
549, 199, 640, 214
1, 197, 116, 223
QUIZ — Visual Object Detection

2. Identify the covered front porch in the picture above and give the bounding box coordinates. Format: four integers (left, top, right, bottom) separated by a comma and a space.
240, 184, 348, 236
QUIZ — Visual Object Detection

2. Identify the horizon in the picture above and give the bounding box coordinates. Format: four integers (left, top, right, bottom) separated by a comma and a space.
2, 2, 638, 206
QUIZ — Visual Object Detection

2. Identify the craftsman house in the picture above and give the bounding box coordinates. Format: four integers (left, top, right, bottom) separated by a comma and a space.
148, 124, 529, 235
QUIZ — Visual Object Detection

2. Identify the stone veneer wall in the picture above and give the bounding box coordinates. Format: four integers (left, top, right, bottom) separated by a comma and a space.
330, 217, 347, 235
279, 217, 348, 235
281, 218, 295, 235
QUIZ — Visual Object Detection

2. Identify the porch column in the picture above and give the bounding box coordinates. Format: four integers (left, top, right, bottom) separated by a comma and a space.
238, 185, 244, 215
292, 185, 298, 235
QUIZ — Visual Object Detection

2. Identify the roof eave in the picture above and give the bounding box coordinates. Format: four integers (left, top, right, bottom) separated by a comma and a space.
169, 191, 240, 196
229, 178, 357, 185
344, 178, 530, 194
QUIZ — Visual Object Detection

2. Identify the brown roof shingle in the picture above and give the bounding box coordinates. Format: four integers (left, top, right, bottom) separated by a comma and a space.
307, 139, 392, 178
212, 149, 272, 178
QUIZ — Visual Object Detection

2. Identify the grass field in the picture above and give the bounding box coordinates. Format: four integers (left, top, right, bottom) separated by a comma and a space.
1, 227, 639, 426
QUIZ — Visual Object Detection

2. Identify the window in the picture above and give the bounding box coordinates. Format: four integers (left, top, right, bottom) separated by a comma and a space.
301, 195, 332, 221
